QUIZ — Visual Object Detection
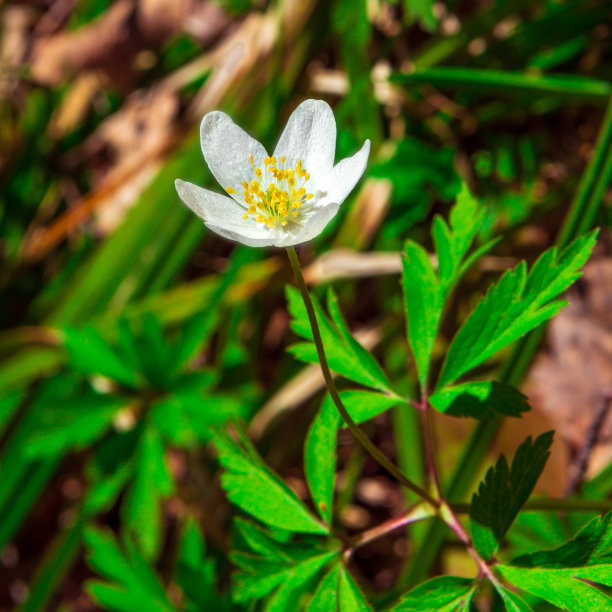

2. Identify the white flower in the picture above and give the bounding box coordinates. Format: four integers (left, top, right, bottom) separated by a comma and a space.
175, 99, 370, 247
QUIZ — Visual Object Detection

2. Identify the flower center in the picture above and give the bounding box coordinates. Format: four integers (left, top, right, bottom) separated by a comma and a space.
226, 154, 313, 228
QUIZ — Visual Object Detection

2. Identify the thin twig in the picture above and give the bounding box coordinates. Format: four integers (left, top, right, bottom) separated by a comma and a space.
565, 394, 612, 497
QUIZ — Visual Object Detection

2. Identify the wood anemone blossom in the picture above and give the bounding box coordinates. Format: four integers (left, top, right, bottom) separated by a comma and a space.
175, 99, 370, 247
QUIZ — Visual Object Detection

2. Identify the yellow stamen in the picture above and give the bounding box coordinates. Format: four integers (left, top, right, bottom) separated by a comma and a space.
236, 155, 313, 228
226, 187, 236, 194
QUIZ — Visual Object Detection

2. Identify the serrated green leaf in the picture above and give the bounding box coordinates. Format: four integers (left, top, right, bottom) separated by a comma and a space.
123, 425, 174, 560
304, 390, 404, 525
499, 564, 612, 611
84, 527, 175, 612
437, 231, 598, 389
470, 432, 554, 560
402, 240, 442, 389
214, 427, 327, 535
263, 553, 337, 612
392, 575, 475, 611
234, 519, 293, 563
430, 381, 530, 419
233, 548, 336, 606
433, 184, 484, 300
286, 286, 393, 394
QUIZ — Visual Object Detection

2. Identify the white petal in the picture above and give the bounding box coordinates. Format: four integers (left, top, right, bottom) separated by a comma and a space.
273, 99, 336, 180
274, 203, 341, 247
200, 111, 268, 195
204, 224, 279, 247
175, 179, 280, 243
317, 139, 370, 207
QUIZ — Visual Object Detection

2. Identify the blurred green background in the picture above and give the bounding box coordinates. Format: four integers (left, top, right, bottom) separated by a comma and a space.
1, 0, 612, 609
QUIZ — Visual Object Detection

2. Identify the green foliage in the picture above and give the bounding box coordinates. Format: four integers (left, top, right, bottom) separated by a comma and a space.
498, 512, 612, 610
4, 1, 612, 608
232, 521, 337, 609
176, 519, 232, 611
402, 240, 440, 389
308, 563, 373, 611
402, 0, 438, 32
122, 425, 174, 560
437, 230, 598, 389
402, 185, 495, 392
369, 139, 460, 238
214, 425, 327, 535
305, 390, 404, 524
287, 286, 395, 394
470, 432, 553, 560
429, 381, 529, 418
493, 585, 533, 612
392, 575, 475, 611
84, 527, 176, 612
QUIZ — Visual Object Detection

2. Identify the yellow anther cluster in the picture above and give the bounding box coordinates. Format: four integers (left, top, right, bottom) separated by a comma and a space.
228, 155, 314, 228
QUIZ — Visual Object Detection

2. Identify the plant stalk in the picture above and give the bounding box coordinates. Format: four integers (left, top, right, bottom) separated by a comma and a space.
286, 246, 438, 507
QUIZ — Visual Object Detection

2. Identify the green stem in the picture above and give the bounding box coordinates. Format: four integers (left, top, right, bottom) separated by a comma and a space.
286, 246, 438, 507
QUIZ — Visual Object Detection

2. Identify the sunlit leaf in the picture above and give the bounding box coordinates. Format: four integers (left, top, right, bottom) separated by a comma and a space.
392, 575, 475, 611
214, 426, 327, 535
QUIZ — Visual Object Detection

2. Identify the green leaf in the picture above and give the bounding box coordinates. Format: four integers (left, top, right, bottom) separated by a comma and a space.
170, 246, 249, 371
470, 432, 554, 560
390, 67, 612, 103
176, 519, 231, 612
392, 575, 476, 611
493, 584, 533, 612
338, 566, 374, 611
63, 326, 140, 389
437, 231, 598, 389
403, 0, 437, 31
232, 528, 337, 608
307, 562, 374, 611
402, 240, 441, 389
498, 512, 612, 612
430, 381, 530, 419
304, 390, 404, 525
152, 371, 250, 445
123, 425, 174, 561
214, 426, 327, 535
432, 184, 485, 300
308, 564, 340, 611
286, 286, 394, 394
84, 527, 175, 612
304, 400, 338, 526
25, 391, 125, 458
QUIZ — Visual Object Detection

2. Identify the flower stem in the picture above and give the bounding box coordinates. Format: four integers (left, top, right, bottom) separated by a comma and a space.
344, 501, 435, 560
417, 396, 443, 498
286, 246, 438, 507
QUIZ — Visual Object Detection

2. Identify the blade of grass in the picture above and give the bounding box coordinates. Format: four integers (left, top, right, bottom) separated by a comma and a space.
391, 68, 611, 104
